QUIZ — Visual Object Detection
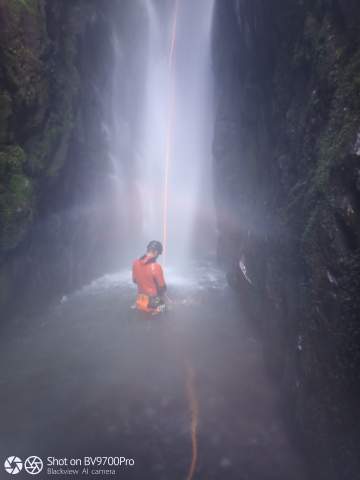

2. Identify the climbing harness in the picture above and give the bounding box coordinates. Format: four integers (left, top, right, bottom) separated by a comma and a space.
135, 293, 166, 315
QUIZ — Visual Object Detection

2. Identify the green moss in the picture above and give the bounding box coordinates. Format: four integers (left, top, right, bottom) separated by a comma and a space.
0, 91, 13, 143
335, 47, 345, 61
4, 44, 46, 107
0, 267, 11, 308
0, 175, 34, 251
0, 145, 26, 177
9, 0, 38, 16
27, 107, 74, 176
0, 146, 33, 252
1, 0, 47, 117
9, 174, 32, 198
315, 50, 360, 191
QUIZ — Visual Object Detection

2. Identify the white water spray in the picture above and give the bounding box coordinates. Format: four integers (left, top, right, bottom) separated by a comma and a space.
139, 0, 216, 265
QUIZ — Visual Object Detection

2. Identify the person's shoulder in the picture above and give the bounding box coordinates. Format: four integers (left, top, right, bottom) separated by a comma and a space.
153, 262, 163, 272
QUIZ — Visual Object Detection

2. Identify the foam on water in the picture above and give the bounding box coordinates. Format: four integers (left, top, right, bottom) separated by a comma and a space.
75, 270, 134, 297
67, 261, 225, 303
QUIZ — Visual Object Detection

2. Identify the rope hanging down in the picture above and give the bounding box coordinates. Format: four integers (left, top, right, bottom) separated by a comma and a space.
161, 3, 199, 479
162, 0, 179, 263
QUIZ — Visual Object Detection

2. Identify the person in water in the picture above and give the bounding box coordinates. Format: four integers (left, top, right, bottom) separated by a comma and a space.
132, 240, 167, 313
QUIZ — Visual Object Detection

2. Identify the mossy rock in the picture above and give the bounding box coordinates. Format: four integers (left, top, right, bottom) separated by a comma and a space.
0, 177, 34, 252
27, 112, 73, 176
0, 0, 48, 129
14, 0, 37, 13
0, 145, 26, 178
0, 90, 13, 143
6, 0, 38, 15
0, 146, 33, 252
315, 49, 360, 191
0, 266, 11, 309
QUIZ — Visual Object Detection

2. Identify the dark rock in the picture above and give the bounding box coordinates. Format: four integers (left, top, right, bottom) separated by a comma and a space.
0, 0, 147, 316
212, 1, 360, 479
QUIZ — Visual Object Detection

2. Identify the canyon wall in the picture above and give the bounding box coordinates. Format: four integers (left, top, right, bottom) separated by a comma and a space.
212, 1, 360, 478
0, 0, 146, 315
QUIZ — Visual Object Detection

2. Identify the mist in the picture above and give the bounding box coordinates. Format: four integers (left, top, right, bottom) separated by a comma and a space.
106, 0, 216, 266
1, 1, 359, 479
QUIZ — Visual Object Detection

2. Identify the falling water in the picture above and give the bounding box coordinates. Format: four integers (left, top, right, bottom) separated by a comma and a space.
106, 4, 148, 265
139, 0, 216, 265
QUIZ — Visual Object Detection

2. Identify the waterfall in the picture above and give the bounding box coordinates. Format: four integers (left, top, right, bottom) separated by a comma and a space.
105, 2, 148, 265
106, 0, 216, 266
139, 0, 216, 265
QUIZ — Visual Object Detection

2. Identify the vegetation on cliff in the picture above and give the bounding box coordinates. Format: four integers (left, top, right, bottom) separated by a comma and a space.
0, 0, 105, 312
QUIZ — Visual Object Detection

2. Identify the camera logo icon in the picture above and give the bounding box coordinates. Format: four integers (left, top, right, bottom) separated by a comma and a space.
24, 456, 43, 475
4, 456, 23, 475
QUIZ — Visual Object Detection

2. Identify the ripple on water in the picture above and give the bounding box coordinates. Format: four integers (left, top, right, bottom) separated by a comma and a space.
62, 261, 226, 306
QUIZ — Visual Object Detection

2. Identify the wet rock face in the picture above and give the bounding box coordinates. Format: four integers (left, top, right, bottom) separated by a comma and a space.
0, 0, 104, 311
212, 1, 360, 478
0, 0, 146, 314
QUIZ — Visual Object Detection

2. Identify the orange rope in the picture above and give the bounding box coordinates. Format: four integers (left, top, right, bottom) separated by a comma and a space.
162, 0, 179, 264
161, 3, 199, 478
185, 361, 199, 480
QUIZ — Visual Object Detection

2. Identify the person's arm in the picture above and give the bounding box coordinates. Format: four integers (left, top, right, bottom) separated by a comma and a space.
153, 264, 166, 295
132, 262, 137, 284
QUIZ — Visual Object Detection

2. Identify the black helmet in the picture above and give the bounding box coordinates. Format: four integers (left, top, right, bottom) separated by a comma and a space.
147, 240, 163, 255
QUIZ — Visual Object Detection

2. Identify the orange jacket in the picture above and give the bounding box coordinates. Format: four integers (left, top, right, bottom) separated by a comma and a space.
132, 255, 166, 297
